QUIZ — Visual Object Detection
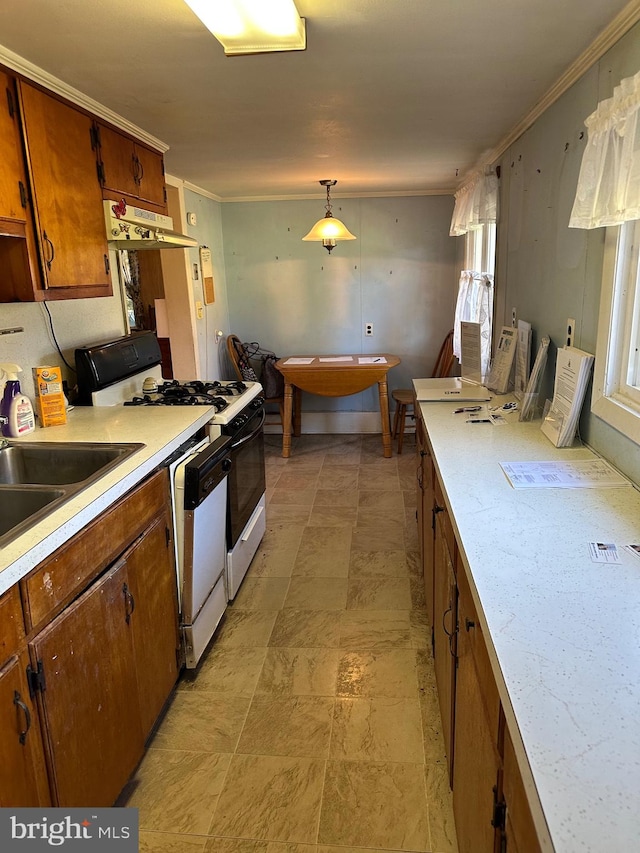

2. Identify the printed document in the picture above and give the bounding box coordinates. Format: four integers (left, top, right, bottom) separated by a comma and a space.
500, 459, 629, 489
358, 356, 387, 364
283, 357, 314, 365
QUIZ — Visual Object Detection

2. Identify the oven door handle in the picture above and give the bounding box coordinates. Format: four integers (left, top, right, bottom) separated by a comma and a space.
230, 409, 266, 449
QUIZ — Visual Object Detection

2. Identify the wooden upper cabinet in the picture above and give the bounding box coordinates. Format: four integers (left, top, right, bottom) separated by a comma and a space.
17, 81, 112, 295
0, 71, 28, 224
96, 122, 166, 209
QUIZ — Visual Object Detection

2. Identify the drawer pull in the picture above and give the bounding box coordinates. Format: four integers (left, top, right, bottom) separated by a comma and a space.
13, 690, 31, 745
123, 583, 135, 624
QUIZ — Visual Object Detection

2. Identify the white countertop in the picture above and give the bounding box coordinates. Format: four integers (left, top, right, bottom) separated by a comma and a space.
0, 405, 216, 596
418, 398, 640, 852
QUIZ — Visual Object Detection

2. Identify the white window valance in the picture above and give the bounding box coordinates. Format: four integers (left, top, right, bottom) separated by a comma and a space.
449, 170, 498, 237
570, 69, 640, 229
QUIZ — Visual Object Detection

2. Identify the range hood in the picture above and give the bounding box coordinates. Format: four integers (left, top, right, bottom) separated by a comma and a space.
104, 199, 198, 250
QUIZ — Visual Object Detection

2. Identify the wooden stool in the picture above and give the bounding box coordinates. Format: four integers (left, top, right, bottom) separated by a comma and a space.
391, 388, 414, 454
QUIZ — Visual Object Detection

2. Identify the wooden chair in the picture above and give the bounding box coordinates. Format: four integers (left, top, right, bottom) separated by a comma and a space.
226, 334, 300, 432
392, 329, 455, 454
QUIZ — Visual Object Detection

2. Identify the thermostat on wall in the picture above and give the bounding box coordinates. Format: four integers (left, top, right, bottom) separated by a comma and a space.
187, 212, 197, 226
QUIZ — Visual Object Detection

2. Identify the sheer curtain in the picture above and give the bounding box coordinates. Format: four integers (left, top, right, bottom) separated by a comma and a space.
453, 271, 494, 379
450, 170, 498, 237
570, 69, 640, 229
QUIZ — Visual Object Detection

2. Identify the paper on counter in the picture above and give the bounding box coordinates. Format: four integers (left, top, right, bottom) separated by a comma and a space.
319, 356, 353, 362
358, 356, 387, 364
283, 357, 314, 365
499, 459, 630, 489
589, 542, 621, 564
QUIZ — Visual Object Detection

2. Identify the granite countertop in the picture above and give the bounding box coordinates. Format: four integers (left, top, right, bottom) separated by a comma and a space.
418, 397, 640, 852
0, 405, 216, 596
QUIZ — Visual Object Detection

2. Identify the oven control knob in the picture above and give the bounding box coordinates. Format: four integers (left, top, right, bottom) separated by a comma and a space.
250, 397, 264, 409
230, 414, 248, 430
222, 458, 232, 473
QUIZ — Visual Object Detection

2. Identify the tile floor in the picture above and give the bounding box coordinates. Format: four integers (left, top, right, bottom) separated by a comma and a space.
121, 433, 459, 853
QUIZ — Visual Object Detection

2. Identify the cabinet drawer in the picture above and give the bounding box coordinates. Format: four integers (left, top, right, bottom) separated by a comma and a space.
21, 469, 169, 632
0, 585, 25, 666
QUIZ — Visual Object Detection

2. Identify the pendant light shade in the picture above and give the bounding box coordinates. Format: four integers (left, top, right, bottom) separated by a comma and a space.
302, 180, 357, 253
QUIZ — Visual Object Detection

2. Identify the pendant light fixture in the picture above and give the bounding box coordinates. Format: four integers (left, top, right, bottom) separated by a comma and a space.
302, 180, 357, 253
183, 0, 306, 56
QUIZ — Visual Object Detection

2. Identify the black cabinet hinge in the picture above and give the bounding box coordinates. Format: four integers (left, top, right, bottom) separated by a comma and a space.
96, 161, 105, 186
104, 254, 110, 275
18, 181, 28, 209
26, 660, 46, 697
491, 785, 506, 831
165, 525, 172, 548
90, 122, 101, 150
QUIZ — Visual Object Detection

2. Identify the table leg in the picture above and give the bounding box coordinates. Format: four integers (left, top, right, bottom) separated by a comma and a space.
282, 380, 293, 457
378, 377, 392, 458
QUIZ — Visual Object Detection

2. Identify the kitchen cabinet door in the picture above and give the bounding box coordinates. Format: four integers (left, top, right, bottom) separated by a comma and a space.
0, 651, 51, 807
502, 727, 543, 853
452, 566, 501, 853
18, 82, 112, 295
128, 512, 180, 738
0, 70, 28, 223
97, 123, 166, 209
30, 558, 144, 807
433, 518, 457, 784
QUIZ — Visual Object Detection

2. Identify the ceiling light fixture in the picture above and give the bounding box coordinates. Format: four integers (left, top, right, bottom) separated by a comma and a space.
302, 180, 357, 254
184, 0, 306, 56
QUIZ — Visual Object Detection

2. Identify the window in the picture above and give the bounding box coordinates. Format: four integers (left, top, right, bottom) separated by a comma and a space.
592, 222, 640, 444
464, 222, 496, 276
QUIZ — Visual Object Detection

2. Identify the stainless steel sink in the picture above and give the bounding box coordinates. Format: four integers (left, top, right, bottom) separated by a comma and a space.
0, 441, 144, 548
0, 442, 141, 486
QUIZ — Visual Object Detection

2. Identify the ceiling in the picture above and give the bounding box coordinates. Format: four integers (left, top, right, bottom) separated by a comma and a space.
0, 0, 634, 200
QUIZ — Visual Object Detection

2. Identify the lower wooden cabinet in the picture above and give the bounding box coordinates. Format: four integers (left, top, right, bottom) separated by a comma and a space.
0, 650, 50, 807
30, 558, 144, 806
417, 434, 545, 852
452, 563, 501, 853
0, 468, 180, 808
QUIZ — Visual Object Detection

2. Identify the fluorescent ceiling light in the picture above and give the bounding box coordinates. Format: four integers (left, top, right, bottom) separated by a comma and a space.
184, 0, 306, 55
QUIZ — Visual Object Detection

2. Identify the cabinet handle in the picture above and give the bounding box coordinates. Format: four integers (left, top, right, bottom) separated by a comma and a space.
442, 606, 453, 637
123, 582, 136, 624
432, 504, 444, 532
465, 618, 476, 631
42, 231, 55, 270
13, 690, 31, 745
137, 156, 144, 184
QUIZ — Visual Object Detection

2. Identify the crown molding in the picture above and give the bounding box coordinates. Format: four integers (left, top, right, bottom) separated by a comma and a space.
459, 0, 640, 185
0, 45, 169, 153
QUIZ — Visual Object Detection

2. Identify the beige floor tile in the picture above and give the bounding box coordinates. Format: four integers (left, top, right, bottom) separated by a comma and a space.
406, 548, 422, 577
318, 760, 430, 850
425, 762, 459, 853
313, 488, 359, 508
139, 831, 206, 851
403, 488, 417, 509
348, 549, 411, 577
249, 547, 298, 578
284, 577, 348, 610
269, 609, 342, 648
317, 466, 359, 490
150, 692, 250, 753
410, 610, 432, 649
238, 695, 334, 758
336, 649, 419, 698
317, 848, 400, 853
267, 505, 313, 524
307, 505, 358, 527
293, 527, 352, 577
358, 490, 405, 514
410, 576, 428, 610
275, 472, 320, 490
270, 486, 318, 506
339, 610, 413, 650
122, 748, 230, 835
233, 577, 291, 611
215, 610, 279, 648
357, 468, 401, 491
178, 647, 267, 696
346, 577, 412, 610
351, 525, 405, 551
256, 648, 341, 696
261, 522, 306, 551
209, 754, 325, 844
330, 697, 424, 763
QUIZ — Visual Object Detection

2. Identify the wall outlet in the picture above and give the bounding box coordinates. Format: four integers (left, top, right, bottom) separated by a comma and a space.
365, 322, 373, 336
566, 318, 575, 348
512, 307, 517, 327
